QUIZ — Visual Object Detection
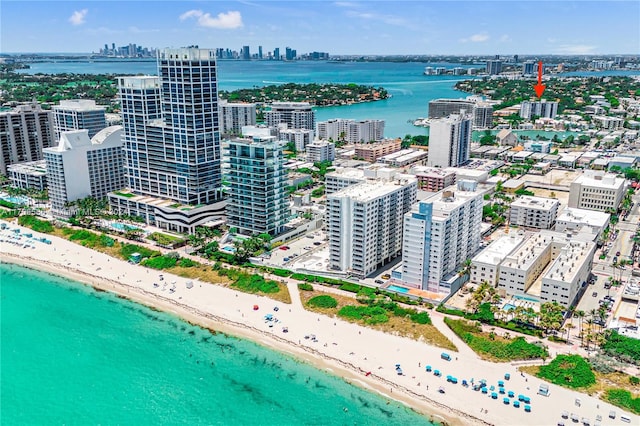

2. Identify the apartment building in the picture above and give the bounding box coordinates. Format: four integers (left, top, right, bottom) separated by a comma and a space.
279, 128, 314, 151
427, 114, 472, 168
316, 119, 385, 143
400, 180, 483, 294
44, 128, 125, 217
326, 173, 417, 278
540, 240, 595, 308
354, 138, 402, 162
471, 233, 526, 286
224, 136, 289, 236
306, 140, 336, 163
7, 160, 47, 191
0, 104, 55, 174
509, 196, 559, 229
265, 102, 315, 130
568, 170, 626, 212
409, 166, 456, 192
325, 168, 367, 194
486, 60, 502, 75
53, 99, 106, 140
219, 100, 256, 135
520, 100, 559, 120
377, 149, 428, 167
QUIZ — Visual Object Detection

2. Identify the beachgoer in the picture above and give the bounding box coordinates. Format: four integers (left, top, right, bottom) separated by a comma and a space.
419, 362, 421, 367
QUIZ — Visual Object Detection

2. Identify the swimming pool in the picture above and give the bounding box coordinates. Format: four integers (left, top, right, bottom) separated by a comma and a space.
110, 222, 139, 232
387, 285, 410, 294
503, 303, 517, 311
1, 195, 28, 205
514, 294, 539, 303
222, 246, 236, 253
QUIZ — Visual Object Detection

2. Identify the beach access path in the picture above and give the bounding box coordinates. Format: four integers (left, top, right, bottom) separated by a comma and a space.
1, 219, 637, 426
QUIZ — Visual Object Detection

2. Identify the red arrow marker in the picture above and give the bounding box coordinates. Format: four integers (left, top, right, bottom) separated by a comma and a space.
534, 60, 546, 98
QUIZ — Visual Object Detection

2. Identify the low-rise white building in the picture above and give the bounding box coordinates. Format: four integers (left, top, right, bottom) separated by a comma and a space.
306, 140, 336, 163
7, 160, 47, 191
509, 196, 559, 229
568, 170, 626, 212
555, 208, 610, 240
471, 233, 526, 286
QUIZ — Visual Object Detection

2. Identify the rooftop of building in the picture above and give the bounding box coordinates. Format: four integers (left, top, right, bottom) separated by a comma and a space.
572, 170, 626, 189
307, 140, 334, 147
379, 149, 428, 163
354, 138, 401, 150
44, 127, 122, 153
110, 189, 202, 211
6, 160, 47, 175
557, 207, 611, 227
328, 176, 416, 202
511, 195, 559, 210
53, 99, 105, 111
410, 165, 457, 177
543, 240, 595, 283
419, 181, 482, 215
472, 232, 527, 266
501, 231, 566, 272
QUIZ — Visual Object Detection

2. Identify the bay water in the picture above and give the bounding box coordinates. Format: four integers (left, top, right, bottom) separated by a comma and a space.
1, 262, 433, 425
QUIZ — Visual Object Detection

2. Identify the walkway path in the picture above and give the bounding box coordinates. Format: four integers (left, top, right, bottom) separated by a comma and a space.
429, 311, 480, 359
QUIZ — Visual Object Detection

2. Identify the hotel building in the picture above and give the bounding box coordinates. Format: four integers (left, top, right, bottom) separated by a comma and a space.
109, 48, 226, 233
224, 135, 289, 236
471, 233, 526, 286
44, 128, 125, 217
400, 180, 483, 294
326, 171, 417, 278
53, 99, 107, 140
427, 114, 472, 168
509, 196, 559, 229
0, 104, 56, 174
568, 170, 626, 212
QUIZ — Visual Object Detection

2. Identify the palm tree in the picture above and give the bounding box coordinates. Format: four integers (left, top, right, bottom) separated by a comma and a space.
575, 310, 586, 346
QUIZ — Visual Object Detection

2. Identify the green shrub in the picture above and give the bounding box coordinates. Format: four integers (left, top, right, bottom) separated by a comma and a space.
630, 376, 640, 386
179, 258, 196, 268
602, 330, 640, 363
120, 244, 158, 260
307, 295, 338, 308
338, 305, 389, 325
232, 274, 279, 294
537, 355, 596, 389
271, 268, 292, 277
604, 389, 640, 415
339, 282, 363, 293
99, 234, 115, 247
142, 256, 177, 270
410, 311, 432, 325
18, 215, 54, 233
297, 283, 313, 291
0, 199, 17, 209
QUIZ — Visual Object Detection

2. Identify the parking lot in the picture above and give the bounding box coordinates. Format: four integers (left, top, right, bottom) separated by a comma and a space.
267, 231, 327, 268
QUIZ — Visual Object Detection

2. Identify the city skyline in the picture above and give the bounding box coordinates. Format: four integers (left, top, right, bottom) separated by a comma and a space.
1, 1, 638, 55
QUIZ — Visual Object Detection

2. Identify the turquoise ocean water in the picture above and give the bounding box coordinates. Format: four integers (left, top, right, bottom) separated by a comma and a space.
1, 262, 433, 425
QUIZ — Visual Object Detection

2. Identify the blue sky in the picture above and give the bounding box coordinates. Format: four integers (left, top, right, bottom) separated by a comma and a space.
1, 1, 638, 55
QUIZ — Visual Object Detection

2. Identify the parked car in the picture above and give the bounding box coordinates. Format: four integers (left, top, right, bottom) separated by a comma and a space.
375, 279, 384, 284
592, 292, 598, 297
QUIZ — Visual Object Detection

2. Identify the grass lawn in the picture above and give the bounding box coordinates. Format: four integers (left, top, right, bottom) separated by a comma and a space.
300, 289, 456, 350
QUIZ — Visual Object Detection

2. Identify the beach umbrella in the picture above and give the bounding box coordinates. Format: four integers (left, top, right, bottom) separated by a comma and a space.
513, 400, 520, 408
524, 405, 531, 412
503, 397, 510, 404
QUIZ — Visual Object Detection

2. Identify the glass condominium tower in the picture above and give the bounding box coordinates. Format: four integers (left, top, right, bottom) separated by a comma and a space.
119, 48, 222, 206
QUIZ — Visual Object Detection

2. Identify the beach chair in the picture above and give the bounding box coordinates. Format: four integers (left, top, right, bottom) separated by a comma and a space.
504, 373, 510, 380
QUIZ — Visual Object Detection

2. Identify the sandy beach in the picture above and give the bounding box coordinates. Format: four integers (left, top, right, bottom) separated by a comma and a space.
1, 219, 638, 426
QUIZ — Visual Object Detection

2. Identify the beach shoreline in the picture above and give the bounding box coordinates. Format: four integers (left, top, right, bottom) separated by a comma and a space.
0, 252, 477, 426
2, 219, 637, 426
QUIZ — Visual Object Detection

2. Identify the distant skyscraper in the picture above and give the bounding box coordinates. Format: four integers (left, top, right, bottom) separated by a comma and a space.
220, 100, 257, 135
520, 100, 559, 119
522, 61, 536, 76
486, 60, 502, 75
0, 103, 55, 174
428, 99, 492, 129
273, 47, 280, 60
53, 99, 106, 140
258, 46, 263, 59
427, 113, 472, 168
110, 48, 225, 233
242, 45, 250, 60
316, 119, 385, 143
225, 135, 289, 236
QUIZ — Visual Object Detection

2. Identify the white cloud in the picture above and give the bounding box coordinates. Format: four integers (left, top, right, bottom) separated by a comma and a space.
179, 10, 243, 29
460, 32, 490, 43
345, 10, 409, 27
334, 1, 359, 7
68, 9, 88, 26
554, 44, 597, 55
128, 26, 160, 34
499, 34, 511, 42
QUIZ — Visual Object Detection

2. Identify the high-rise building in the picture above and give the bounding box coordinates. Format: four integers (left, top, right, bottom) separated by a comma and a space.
486, 60, 502, 75
109, 48, 225, 233
400, 180, 483, 294
265, 102, 315, 130
427, 114, 472, 168
278, 128, 314, 151
428, 99, 492, 129
519, 100, 559, 119
53, 99, 107, 140
44, 127, 125, 217
316, 119, 385, 143
258, 46, 263, 59
242, 45, 250, 60
220, 100, 256, 135
0, 103, 56, 174
224, 135, 289, 236
273, 47, 280, 60
326, 170, 417, 278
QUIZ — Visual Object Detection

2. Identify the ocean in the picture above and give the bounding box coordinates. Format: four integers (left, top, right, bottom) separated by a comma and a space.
18, 59, 476, 138
0, 262, 434, 425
